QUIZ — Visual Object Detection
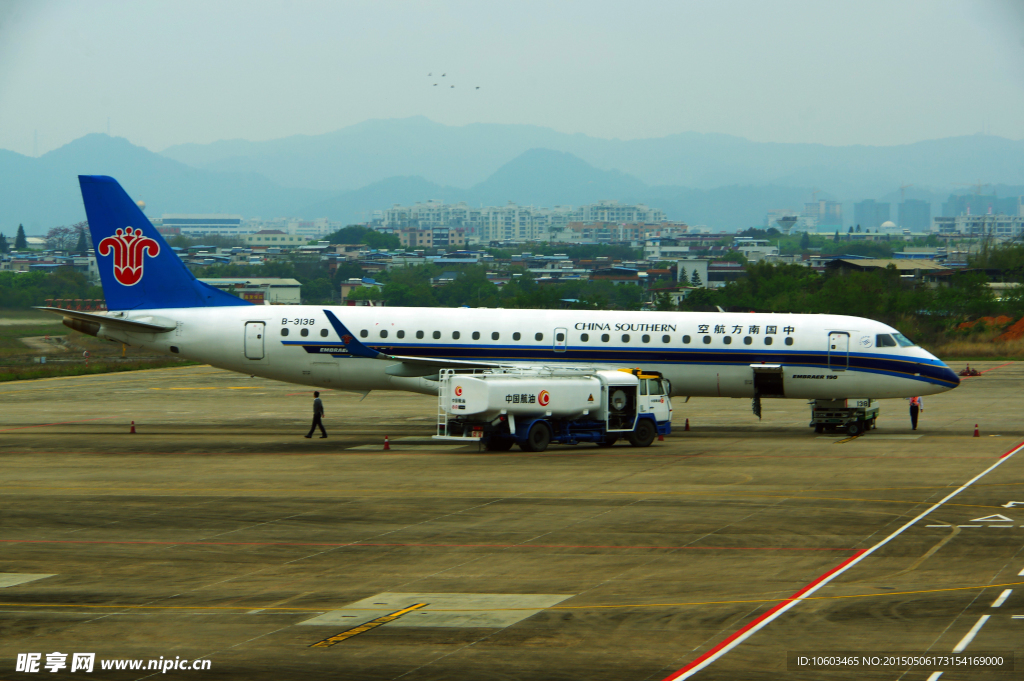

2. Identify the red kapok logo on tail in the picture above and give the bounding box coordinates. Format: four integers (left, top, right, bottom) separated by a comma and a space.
454, 385, 463, 397
538, 390, 550, 406
97, 226, 160, 286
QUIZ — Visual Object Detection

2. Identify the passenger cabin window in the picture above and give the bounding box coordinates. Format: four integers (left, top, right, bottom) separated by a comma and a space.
452, 331, 460, 340
743, 336, 751, 345
683, 335, 691, 344
513, 332, 521, 341
535, 332, 543, 341
300, 328, 308, 337
621, 334, 630, 342
416, 330, 424, 339
281, 328, 289, 336
320, 328, 328, 337
641, 334, 650, 343
472, 331, 480, 340
492, 332, 500, 340
432, 331, 440, 339
380, 330, 388, 338
397, 330, 405, 339
581, 333, 589, 342
876, 334, 897, 347
703, 335, 712, 344
723, 336, 732, 345
601, 333, 610, 342
360, 329, 368, 338
556, 332, 564, 342
764, 337, 773, 346
662, 335, 670, 343
785, 337, 794, 346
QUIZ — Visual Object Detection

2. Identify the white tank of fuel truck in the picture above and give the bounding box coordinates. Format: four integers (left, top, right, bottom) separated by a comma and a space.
445, 369, 637, 420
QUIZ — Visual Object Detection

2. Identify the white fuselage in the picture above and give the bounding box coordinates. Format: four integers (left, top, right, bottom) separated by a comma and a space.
96, 305, 960, 400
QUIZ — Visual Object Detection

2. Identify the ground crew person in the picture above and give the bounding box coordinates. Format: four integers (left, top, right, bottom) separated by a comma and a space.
305, 391, 327, 438
908, 396, 922, 430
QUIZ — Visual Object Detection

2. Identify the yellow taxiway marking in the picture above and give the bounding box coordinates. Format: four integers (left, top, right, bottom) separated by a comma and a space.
3, 581, 1023, 615
309, 603, 428, 647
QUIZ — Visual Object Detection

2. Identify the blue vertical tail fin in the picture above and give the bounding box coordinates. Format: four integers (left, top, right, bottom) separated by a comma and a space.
79, 175, 250, 310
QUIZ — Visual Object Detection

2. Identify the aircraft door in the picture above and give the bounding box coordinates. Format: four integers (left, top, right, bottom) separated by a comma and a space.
244, 322, 265, 360
311, 361, 340, 386
828, 331, 849, 371
553, 327, 568, 353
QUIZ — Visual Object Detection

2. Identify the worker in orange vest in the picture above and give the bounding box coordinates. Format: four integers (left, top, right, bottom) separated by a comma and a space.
908, 396, 922, 431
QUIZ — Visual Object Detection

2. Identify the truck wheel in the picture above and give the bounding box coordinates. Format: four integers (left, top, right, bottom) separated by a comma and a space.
847, 421, 861, 436
814, 424, 824, 433
485, 437, 514, 451
522, 422, 551, 452
597, 436, 618, 448
628, 420, 656, 447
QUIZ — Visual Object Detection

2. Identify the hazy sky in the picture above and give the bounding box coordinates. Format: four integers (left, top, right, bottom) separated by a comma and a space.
1, 0, 1022, 156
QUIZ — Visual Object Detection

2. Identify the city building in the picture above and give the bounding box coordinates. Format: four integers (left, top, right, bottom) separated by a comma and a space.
853, 200, 890, 230
942, 194, 1020, 217
932, 215, 1024, 239
898, 199, 931, 232
244, 230, 308, 246
161, 214, 244, 236
802, 200, 843, 229
198, 278, 302, 304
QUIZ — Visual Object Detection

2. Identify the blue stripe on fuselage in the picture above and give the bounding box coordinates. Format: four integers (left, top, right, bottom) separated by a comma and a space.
279, 340, 959, 388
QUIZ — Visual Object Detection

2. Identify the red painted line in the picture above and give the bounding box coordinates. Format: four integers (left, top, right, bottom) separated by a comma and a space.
979, 362, 1013, 375
662, 550, 867, 681
0, 417, 119, 432
1001, 441, 1024, 459
0, 539, 854, 552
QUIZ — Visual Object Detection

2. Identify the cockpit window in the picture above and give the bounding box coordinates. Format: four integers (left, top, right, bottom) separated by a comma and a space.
892, 332, 915, 347
875, 334, 897, 347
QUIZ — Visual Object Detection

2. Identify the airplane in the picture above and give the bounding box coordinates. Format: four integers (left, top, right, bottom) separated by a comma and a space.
44, 175, 960, 424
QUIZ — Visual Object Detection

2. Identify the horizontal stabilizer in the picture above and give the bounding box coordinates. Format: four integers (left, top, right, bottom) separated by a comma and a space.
36, 307, 177, 334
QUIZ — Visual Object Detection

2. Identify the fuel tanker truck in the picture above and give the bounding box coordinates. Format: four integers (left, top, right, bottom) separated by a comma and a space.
433, 367, 672, 452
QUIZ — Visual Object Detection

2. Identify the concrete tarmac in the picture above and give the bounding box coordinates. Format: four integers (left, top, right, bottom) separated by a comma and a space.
1, 362, 1023, 680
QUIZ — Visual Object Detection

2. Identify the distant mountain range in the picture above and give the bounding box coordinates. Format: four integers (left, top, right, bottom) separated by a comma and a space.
3, 118, 1024, 233
162, 116, 1024, 198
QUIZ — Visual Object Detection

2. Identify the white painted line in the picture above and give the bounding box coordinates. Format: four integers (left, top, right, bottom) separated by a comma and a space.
1012, 615, 1024, 619
991, 589, 1012, 608
664, 440, 1024, 681
1019, 566, 1024, 576
972, 514, 1013, 522
952, 615, 990, 653
926, 673, 943, 681
957, 525, 982, 528
925, 525, 950, 528
992, 525, 1013, 528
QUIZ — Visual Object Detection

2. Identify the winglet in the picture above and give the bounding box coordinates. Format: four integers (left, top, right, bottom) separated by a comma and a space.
323, 310, 384, 359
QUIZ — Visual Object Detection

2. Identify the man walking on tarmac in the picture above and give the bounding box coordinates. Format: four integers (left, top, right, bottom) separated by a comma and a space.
305, 391, 327, 439
908, 396, 922, 430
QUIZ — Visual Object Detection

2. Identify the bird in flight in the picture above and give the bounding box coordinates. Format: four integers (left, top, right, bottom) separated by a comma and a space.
442, 73, 446, 77
428, 72, 432, 76
475, 86, 480, 89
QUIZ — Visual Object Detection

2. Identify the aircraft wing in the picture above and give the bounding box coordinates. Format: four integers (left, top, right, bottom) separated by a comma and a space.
324, 309, 527, 371
36, 307, 177, 334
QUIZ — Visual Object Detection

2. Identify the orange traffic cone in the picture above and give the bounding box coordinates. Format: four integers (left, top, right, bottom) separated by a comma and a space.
383, 435, 390, 450
130, 421, 136, 434
684, 418, 690, 432
973, 424, 979, 438
658, 432, 664, 441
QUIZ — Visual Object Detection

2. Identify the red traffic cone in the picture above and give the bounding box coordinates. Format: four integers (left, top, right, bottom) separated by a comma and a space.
658, 432, 664, 441
383, 435, 390, 450
684, 418, 690, 432
130, 421, 136, 434
973, 424, 979, 438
